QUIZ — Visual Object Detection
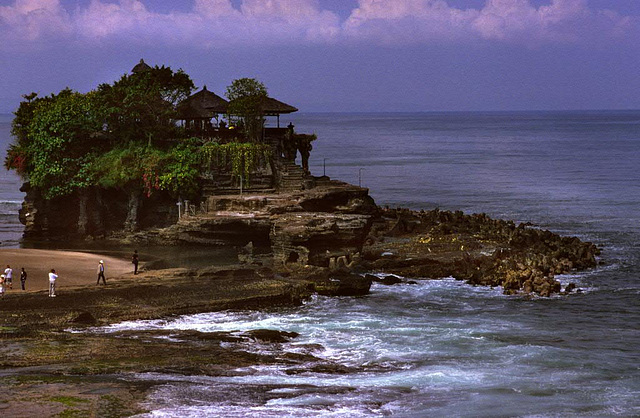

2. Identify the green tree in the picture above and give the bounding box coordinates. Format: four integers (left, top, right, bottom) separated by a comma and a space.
14, 90, 105, 198
226, 78, 268, 142
97, 65, 194, 144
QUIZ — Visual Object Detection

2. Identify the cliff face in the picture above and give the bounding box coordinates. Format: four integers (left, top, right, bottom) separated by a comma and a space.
154, 180, 377, 268
18, 177, 378, 270
19, 182, 179, 239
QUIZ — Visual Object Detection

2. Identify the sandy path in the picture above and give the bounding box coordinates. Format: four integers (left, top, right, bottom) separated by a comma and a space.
0, 249, 135, 292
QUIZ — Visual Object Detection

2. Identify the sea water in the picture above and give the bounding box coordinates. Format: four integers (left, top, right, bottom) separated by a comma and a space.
0, 114, 24, 248
2, 111, 639, 416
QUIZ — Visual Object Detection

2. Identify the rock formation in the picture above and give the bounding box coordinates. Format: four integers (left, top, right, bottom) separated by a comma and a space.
16, 174, 599, 297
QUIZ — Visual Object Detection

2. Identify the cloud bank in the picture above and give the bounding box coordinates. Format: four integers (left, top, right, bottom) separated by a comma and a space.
0, 0, 636, 49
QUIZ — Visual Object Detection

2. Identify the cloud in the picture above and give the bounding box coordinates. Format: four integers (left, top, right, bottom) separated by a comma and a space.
0, 0, 70, 41
0, 0, 637, 49
69, 0, 341, 47
345, 0, 638, 46
343, 0, 480, 43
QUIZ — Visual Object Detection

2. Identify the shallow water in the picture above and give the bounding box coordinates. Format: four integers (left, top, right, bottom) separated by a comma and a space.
2, 111, 639, 416
104, 277, 638, 417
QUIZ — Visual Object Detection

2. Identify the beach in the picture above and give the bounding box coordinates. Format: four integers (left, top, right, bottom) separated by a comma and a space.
0, 249, 134, 292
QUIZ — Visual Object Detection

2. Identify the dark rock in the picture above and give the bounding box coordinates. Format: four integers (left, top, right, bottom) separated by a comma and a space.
285, 363, 357, 375
245, 329, 299, 343
70, 311, 97, 325
564, 283, 577, 293
315, 272, 372, 296
372, 274, 403, 285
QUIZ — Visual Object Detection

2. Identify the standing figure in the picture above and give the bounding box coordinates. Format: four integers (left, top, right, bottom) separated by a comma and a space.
97, 260, 106, 285
132, 250, 139, 275
48, 269, 57, 297
298, 137, 313, 175
20, 268, 27, 291
4, 265, 12, 290
0, 275, 5, 298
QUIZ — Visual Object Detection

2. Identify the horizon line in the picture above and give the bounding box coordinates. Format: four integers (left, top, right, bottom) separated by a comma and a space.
2, 108, 640, 117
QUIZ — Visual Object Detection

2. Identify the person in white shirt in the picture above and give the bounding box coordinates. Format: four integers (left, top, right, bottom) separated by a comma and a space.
0, 274, 5, 298
97, 260, 106, 285
4, 265, 12, 290
48, 269, 58, 297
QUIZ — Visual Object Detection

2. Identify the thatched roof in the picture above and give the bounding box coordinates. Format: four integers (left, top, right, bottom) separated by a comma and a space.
259, 96, 298, 115
177, 86, 229, 119
132, 58, 152, 74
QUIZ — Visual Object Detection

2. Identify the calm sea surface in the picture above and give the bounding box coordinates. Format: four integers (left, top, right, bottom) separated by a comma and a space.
2, 111, 639, 416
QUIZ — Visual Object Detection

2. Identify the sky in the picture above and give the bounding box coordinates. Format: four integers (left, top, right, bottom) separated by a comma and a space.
0, 0, 639, 113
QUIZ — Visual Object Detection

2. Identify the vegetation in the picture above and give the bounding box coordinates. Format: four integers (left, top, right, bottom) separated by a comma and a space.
201, 142, 271, 182
4, 64, 274, 231
226, 77, 268, 142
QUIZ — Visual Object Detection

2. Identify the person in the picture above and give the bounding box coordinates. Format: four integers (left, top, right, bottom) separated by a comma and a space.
132, 250, 139, 275
298, 137, 313, 175
4, 265, 12, 290
0, 274, 5, 298
97, 260, 106, 285
20, 267, 27, 291
48, 269, 57, 297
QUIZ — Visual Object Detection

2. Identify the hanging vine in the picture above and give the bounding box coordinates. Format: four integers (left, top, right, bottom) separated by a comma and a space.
200, 141, 271, 183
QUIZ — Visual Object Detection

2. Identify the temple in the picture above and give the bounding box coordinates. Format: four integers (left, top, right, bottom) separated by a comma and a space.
158, 62, 316, 195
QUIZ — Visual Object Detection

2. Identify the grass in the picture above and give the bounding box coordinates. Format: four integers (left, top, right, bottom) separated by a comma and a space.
58, 409, 90, 418
50, 396, 90, 407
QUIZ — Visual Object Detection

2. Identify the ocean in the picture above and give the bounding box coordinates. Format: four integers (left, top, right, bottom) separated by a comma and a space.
2, 111, 639, 416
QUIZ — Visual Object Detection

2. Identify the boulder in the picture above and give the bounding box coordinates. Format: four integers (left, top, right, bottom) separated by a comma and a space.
245, 329, 299, 343
564, 282, 577, 294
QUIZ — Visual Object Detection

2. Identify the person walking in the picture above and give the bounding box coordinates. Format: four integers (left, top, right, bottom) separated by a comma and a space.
4, 265, 12, 290
97, 260, 106, 285
19, 267, 27, 291
48, 269, 57, 297
0, 274, 5, 298
132, 250, 139, 275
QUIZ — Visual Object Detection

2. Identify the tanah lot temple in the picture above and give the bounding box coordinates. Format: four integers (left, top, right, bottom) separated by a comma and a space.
127, 60, 377, 267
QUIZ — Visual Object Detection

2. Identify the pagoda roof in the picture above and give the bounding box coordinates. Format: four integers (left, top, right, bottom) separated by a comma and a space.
177, 86, 229, 119
132, 58, 152, 74
259, 96, 298, 115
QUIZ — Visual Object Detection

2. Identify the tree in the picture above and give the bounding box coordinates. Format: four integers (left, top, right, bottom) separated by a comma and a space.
10, 90, 105, 199
97, 65, 194, 144
226, 78, 268, 142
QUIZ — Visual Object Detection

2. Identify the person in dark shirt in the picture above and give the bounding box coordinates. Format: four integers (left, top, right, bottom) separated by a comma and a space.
132, 250, 139, 275
20, 267, 27, 290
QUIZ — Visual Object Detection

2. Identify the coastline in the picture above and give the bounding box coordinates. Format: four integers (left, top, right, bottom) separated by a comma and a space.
0, 206, 600, 415
0, 249, 134, 292
0, 260, 316, 417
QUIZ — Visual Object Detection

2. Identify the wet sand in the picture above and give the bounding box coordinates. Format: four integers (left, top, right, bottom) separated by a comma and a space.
0, 249, 134, 292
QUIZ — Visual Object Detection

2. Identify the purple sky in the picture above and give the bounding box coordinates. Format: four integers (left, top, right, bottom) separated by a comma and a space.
1, 0, 639, 112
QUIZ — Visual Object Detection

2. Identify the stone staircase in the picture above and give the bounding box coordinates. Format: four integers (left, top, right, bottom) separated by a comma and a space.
278, 160, 307, 192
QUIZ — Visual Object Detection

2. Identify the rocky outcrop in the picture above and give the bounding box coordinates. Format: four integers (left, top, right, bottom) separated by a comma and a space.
17, 177, 600, 298
270, 212, 372, 267
362, 208, 600, 297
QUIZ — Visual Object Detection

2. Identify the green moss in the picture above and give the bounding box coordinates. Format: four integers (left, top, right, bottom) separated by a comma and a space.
10, 375, 71, 384
0, 326, 17, 332
50, 396, 89, 407
97, 394, 131, 417
58, 409, 90, 418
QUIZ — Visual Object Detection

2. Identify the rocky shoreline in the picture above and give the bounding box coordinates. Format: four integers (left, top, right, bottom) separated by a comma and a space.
0, 181, 601, 415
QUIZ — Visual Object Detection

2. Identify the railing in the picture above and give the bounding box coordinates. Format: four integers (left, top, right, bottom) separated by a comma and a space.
178, 200, 209, 220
